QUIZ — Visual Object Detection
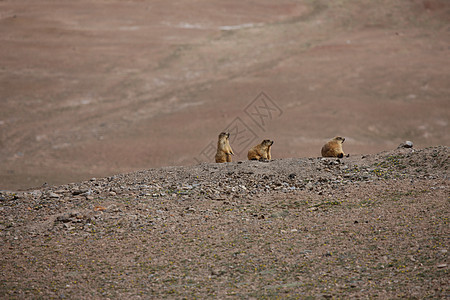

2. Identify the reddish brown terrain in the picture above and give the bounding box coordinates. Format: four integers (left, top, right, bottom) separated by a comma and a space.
0, 1, 449, 298
0, 0, 449, 190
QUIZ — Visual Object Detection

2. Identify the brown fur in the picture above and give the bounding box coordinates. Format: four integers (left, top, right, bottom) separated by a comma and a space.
247, 139, 273, 161
321, 136, 347, 158
215, 132, 234, 163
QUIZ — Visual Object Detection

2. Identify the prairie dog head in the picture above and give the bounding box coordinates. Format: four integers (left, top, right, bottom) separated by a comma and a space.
333, 136, 345, 144
262, 139, 274, 148
218, 132, 230, 143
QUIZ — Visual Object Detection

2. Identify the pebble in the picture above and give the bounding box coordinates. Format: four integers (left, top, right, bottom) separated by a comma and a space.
398, 141, 413, 148
48, 192, 61, 199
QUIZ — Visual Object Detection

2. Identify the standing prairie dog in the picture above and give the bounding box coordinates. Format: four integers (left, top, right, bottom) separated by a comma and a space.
248, 139, 273, 161
215, 132, 234, 163
321, 136, 348, 158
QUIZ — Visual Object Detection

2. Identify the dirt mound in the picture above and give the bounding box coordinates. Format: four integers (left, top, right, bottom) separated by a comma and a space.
1, 146, 448, 298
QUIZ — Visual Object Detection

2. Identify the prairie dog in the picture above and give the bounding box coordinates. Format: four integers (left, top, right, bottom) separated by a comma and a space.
215, 132, 234, 163
248, 139, 273, 161
321, 136, 347, 158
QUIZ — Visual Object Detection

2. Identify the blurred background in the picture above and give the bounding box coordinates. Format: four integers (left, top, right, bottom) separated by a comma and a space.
1, 0, 449, 190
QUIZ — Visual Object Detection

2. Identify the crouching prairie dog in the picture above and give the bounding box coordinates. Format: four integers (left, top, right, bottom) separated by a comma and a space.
215, 132, 234, 163
248, 139, 273, 161
321, 136, 349, 158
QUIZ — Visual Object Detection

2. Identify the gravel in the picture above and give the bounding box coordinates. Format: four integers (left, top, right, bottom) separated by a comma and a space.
0, 146, 448, 298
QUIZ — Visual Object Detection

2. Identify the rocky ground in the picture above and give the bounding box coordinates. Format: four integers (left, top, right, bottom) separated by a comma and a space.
0, 146, 448, 298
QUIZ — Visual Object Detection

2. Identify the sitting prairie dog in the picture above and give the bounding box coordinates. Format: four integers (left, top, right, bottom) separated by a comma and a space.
215, 132, 234, 163
248, 139, 273, 161
321, 136, 348, 158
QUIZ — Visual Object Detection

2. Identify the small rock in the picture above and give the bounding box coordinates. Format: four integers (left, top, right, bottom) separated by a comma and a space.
72, 188, 88, 195
63, 224, 76, 230
31, 190, 43, 198
93, 206, 106, 211
398, 141, 413, 149
48, 192, 61, 199
437, 263, 447, 269
211, 268, 226, 276
56, 212, 81, 223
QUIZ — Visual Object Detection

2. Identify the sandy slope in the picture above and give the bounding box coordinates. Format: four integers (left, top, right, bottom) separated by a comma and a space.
0, 0, 449, 190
